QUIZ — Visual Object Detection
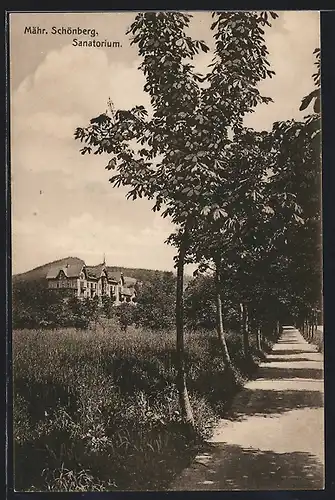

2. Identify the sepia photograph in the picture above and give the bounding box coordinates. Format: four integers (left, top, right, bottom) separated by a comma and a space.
9, 10, 323, 491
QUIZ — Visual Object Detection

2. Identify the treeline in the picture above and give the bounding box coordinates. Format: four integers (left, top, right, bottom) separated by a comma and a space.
12, 272, 176, 331
13, 270, 278, 337
107, 266, 182, 285
12, 281, 100, 329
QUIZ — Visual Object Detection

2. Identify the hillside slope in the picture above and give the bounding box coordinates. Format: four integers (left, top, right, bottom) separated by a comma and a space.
12, 258, 178, 286
12, 257, 85, 285
107, 266, 174, 284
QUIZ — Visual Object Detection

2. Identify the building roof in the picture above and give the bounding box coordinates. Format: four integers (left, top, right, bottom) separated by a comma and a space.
46, 259, 85, 279
121, 287, 135, 296
45, 259, 138, 286
106, 268, 122, 282
123, 276, 137, 286
105, 268, 136, 285
85, 264, 105, 280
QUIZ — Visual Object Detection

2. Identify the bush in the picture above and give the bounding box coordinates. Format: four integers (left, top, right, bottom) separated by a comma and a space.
134, 272, 176, 330
185, 275, 217, 330
114, 302, 136, 331
12, 281, 101, 329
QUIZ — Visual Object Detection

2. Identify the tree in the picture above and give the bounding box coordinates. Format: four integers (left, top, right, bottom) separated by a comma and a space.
266, 47, 321, 335
75, 12, 211, 428
184, 274, 217, 330
168, 11, 280, 365
74, 11, 280, 428
134, 272, 176, 330
181, 124, 302, 358
299, 48, 320, 114
114, 302, 135, 332
102, 295, 115, 319
12, 281, 76, 329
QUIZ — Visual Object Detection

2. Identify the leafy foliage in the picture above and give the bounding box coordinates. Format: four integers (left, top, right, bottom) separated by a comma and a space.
299, 48, 320, 113
114, 302, 136, 331
267, 47, 321, 327
184, 274, 217, 330
73, 13, 321, 423
74, 11, 279, 228
134, 272, 176, 330
12, 281, 100, 329
74, 10, 282, 421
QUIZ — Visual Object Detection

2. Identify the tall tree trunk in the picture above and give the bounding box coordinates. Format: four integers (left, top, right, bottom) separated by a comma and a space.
256, 321, 262, 352
240, 302, 250, 358
311, 310, 316, 339
214, 260, 232, 368
310, 313, 314, 338
175, 224, 194, 429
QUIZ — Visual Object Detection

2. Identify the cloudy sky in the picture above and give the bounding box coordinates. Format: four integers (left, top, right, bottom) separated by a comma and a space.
10, 11, 320, 274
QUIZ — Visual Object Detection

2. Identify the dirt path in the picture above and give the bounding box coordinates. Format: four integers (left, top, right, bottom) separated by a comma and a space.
170, 326, 324, 491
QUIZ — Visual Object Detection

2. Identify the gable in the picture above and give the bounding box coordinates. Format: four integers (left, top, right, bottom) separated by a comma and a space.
46, 261, 85, 279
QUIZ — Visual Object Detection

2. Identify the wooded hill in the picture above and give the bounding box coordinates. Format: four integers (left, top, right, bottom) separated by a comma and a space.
12, 257, 188, 287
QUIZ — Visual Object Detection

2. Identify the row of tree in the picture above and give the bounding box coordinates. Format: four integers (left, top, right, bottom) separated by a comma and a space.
74, 12, 321, 429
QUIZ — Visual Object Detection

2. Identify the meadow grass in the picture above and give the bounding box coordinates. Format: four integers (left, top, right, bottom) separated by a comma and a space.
13, 320, 273, 491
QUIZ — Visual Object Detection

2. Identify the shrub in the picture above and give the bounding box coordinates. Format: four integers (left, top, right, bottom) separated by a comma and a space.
114, 302, 136, 331
12, 281, 101, 330
134, 272, 176, 330
184, 275, 217, 330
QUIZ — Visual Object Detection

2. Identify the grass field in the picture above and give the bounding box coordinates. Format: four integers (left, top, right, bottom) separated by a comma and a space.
13, 320, 273, 491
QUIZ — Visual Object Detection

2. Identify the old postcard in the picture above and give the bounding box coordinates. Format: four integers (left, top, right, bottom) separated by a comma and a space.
9, 11, 323, 492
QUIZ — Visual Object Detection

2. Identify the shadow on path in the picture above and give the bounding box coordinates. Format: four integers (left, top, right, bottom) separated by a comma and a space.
266, 357, 320, 362
257, 366, 323, 381
170, 327, 324, 491
173, 443, 324, 490
268, 349, 319, 356
225, 388, 323, 420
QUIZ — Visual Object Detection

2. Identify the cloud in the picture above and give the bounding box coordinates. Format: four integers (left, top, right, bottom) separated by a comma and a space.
13, 43, 150, 123
11, 44, 151, 177
11, 42, 156, 211
14, 45, 142, 119
14, 111, 83, 141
